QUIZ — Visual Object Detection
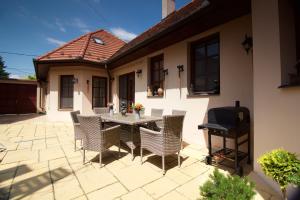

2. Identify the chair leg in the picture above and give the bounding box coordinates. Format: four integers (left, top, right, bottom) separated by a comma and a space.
131, 148, 134, 161
162, 155, 165, 175
74, 139, 76, 151
83, 149, 85, 164
118, 141, 121, 158
178, 151, 181, 168
99, 152, 102, 168
140, 147, 143, 165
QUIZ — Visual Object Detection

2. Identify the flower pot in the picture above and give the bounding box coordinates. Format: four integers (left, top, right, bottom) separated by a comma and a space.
134, 110, 140, 119
109, 109, 114, 116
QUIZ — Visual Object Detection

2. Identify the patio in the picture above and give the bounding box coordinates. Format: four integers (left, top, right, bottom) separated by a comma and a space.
0, 114, 280, 200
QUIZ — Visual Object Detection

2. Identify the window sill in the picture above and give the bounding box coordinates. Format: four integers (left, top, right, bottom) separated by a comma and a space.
186, 92, 220, 98
278, 83, 300, 89
147, 95, 164, 98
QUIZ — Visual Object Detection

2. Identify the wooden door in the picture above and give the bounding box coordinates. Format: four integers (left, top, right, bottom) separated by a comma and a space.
119, 72, 135, 112
0, 83, 37, 114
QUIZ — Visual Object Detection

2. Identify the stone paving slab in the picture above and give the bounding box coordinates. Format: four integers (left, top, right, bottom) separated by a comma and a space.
0, 114, 281, 200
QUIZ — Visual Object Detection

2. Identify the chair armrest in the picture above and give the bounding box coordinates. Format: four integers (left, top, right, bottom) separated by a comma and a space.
140, 127, 162, 136
102, 125, 121, 135
74, 123, 80, 126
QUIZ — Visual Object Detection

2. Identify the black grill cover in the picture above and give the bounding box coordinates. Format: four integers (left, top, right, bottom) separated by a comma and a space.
198, 106, 250, 135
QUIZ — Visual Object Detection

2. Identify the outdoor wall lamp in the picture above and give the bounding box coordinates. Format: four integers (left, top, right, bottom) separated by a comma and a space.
177, 65, 184, 78
241, 34, 253, 54
163, 69, 168, 78
136, 69, 142, 77
72, 77, 78, 84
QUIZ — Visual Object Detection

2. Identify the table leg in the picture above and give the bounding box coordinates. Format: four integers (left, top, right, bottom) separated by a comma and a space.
131, 125, 134, 161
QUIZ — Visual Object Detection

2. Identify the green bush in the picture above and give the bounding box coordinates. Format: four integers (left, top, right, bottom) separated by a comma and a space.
258, 148, 300, 199
199, 169, 256, 200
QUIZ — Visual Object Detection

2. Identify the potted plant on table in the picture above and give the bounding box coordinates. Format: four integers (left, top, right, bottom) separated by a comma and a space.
131, 103, 144, 119
258, 148, 300, 200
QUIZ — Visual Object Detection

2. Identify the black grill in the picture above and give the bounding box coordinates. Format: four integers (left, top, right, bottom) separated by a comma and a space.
198, 102, 251, 176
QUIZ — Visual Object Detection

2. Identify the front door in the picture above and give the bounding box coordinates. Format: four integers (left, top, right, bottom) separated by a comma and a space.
119, 72, 135, 112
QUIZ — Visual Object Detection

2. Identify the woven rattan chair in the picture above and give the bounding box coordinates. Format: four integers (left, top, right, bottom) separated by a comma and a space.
172, 110, 186, 149
70, 110, 84, 151
93, 107, 109, 114
147, 108, 163, 130
77, 115, 121, 167
140, 115, 185, 174
172, 109, 186, 116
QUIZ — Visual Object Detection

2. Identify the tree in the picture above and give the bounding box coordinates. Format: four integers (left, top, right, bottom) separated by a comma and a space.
26, 74, 36, 80
199, 169, 256, 200
0, 56, 10, 79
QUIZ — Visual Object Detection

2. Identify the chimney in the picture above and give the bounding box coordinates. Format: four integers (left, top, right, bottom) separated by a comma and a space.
162, 0, 175, 19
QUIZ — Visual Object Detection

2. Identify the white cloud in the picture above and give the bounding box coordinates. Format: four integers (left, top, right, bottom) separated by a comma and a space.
72, 18, 90, 33
46, 37, 66, 46
110, 27, 137, 42
9, 74, 21, 79
55, 18, 66, 33
81, 29, 91, 33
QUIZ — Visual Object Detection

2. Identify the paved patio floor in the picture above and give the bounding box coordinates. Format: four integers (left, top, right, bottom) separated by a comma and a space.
0, 114, 280, 200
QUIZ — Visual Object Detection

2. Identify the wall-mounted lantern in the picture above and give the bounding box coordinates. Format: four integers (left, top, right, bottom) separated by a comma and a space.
136, 69, 142, 77
72, 77, 78, 84
86, 80, 89, 93
241, 34, 253, 54
163, 69, 168, 79
177, 65, 184, 78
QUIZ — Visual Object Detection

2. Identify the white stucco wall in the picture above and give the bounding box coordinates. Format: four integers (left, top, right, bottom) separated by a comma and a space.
111, 15, 253, 149
252, 0, 300, 193
45, 66, 108, 121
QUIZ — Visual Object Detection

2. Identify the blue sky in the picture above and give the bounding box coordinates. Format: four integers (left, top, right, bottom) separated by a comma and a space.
0, 0, 190, 78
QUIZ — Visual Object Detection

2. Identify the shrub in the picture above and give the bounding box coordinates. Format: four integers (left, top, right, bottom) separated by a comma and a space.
199, 169, 256, 200
258, 148, 300, 199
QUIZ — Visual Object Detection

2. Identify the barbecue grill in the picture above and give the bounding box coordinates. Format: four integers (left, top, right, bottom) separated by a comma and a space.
198, 102, 251, 176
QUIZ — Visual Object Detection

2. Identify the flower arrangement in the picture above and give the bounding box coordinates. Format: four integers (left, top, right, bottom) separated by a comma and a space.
131, 103, 144, 112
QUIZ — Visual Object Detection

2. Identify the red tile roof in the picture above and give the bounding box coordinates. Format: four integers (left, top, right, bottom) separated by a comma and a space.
109, 0, 207, 61
36, 29, 126, 63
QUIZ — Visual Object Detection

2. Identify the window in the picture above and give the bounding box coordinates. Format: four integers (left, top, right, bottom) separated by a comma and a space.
190, 34, 220, 94
60, 75, 74, 109
93, 37, 105, 45
92, 76, 107, 108
150, 54, 164, 95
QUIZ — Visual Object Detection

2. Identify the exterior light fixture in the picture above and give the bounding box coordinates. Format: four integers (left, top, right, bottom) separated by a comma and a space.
177, 65, 184, 77
163, 69, 168, 77
72, 78, 78, 84
136, 69, 142, 77
241, 34, 253, 54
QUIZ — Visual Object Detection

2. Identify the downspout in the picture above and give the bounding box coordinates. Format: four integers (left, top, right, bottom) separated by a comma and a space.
105, 64, 113, 103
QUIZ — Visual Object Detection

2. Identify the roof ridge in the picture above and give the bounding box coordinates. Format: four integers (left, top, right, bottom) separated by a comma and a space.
80, 32, 93, 59
37, 33, 90, 60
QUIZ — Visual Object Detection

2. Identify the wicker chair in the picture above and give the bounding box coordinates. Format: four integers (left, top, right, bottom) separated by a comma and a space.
77, 115, 121, 167
147, 108, 163, 130
140, 115, 185, 174
172, 110, 186, 149
172, 109, 186, 116
70, 110, 84, 151
93, 107, 109, 114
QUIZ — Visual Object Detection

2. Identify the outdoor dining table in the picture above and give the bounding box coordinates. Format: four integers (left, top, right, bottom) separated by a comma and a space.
98, 113, 162, 160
